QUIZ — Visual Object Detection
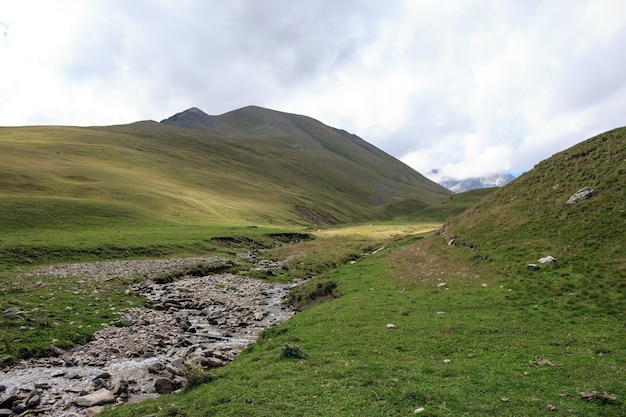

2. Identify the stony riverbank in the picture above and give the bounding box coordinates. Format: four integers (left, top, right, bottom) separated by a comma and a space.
0, 255, 299, 417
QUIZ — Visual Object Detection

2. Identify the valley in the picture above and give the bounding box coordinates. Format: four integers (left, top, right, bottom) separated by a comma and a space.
0, 111, 624, 416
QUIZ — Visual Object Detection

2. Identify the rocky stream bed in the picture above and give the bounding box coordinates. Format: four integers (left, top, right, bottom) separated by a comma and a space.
0, 255, 300, 416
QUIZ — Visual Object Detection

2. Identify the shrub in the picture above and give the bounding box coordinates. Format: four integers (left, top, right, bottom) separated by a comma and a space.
280, 343, 307, 360
181, 361, 212, 389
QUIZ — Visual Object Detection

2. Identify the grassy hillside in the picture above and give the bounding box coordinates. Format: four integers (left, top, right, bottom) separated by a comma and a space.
0, 106, 450, 266
0, 107, 450, 228
445, 127, 626, 317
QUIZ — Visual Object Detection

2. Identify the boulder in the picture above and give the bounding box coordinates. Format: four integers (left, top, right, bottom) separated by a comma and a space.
25, 390, 41, 408
112, 380, 129, 396
25, 394, 41, 409
11, 402, 26, 414
74, 388, 115, 407
84, 406, 105, 417
93, 377, 107, 390
154, 378, 176, 394
148, 361, 166, 374
567, 187, 593, 204
0, 395, 21, 409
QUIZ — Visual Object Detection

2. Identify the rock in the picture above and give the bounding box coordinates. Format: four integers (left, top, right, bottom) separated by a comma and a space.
437, 282, 447, 288
11, 402, 26, 414
0, 409, 14, 417
0, 386, 4, 393
443, 359, 451, 364
538, 256, 557, 264
527, 264, 539, 271
84, 406, 105, 416
50, 370, 66, 377
414, 407, 425, 413
154, 378, 176, 394
148, 362, 166, 374
385, 323, 396, 329
567, 187, 593, 204
203, 356, 225, 368
166, 365, 182, 376
46, 345, 66, 357
25, 393, 40, 408
0, 395, 21, 409
112, 379, 129, 396
0, 357, 11, 366
93, 377, 107, 390
74, 388, 115, 407
96, 371, 112, 380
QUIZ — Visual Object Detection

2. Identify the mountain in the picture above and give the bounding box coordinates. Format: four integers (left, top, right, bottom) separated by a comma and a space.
443, 127, 626, 313
0, 106, 452, 228
426, 169, 515, 192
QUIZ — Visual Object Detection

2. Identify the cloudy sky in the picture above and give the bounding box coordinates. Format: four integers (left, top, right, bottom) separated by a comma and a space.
2, 0, 625, 179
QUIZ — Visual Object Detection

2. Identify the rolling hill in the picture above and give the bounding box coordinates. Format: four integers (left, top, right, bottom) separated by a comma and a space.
0, 106, 451, 230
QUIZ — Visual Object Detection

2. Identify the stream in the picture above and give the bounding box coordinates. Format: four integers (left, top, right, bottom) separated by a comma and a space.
0, 258, 300, 416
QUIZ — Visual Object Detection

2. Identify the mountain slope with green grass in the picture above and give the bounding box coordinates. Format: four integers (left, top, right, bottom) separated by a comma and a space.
0, 106, 450, 231
445, 126, 626, 317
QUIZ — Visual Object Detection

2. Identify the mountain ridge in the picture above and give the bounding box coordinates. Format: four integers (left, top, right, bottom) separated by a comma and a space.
0, 105, 452, 228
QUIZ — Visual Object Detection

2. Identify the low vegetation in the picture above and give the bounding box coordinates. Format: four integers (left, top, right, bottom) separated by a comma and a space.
100, 233, 625, 416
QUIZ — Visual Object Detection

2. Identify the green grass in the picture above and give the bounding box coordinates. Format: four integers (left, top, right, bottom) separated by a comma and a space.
0, 223, 297, 269
101, 234, 625, 416
2, 273, 140, 360
445, 127, 626, 320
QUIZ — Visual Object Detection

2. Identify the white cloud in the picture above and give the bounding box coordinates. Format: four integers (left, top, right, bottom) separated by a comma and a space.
1, 0, 625, 178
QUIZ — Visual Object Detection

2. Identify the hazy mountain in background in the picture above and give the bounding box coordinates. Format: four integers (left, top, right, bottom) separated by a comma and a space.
426, 169, 516, 192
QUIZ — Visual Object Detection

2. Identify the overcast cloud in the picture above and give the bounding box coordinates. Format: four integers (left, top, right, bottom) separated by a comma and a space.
1, 0, 625, 179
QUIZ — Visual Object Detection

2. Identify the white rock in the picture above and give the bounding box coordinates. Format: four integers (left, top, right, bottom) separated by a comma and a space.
414, 407, 425, 413
74, 388, 115, 407
443, 359, 451, 364
538, 256, 557, 264
386, 323, 396, 329
437, 282, 447, 288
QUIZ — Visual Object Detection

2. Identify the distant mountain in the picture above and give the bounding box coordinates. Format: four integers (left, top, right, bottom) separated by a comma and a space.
0, 106, 452, 227
426, 169, 515, 192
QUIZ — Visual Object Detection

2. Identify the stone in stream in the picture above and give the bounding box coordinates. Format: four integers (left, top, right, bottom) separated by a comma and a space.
148, 361, 166, 374
154, 378, 176, 394
74, 388, 115, 407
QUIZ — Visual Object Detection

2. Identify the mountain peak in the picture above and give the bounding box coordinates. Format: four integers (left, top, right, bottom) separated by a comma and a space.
160, 107, 221, 130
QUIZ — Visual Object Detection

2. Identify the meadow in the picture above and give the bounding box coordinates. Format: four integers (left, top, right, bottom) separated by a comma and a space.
99, 228, 625, 416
